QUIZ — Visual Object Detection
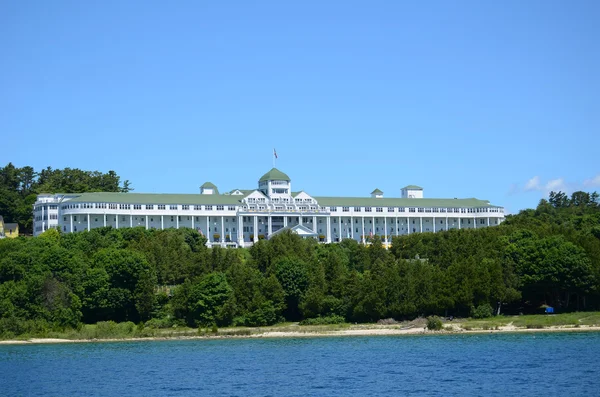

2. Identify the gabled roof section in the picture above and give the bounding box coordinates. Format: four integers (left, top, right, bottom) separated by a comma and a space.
64, 192, 242, 205
259, 168, 290, 182
402, 185, 423, 190
269, 224, 318, 239
371, 188, 383, 194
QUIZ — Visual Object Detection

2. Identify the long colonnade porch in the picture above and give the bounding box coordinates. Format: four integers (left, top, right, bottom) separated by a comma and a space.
60, 210, 500, 248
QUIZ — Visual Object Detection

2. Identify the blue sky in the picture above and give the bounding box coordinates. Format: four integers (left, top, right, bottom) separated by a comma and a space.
1, 1, 599, 213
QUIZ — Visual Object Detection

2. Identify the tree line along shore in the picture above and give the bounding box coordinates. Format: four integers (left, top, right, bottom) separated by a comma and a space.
1, 164, 599, 340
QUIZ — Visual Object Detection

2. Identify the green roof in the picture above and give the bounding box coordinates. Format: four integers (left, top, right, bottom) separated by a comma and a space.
259, 168, 290, 182
402, 185, 423, 190
314, 196, 498, 208
200, 182, 219, 194
62, 191, 500, 209
371, 188, 383, 194
65, 192, 241, 205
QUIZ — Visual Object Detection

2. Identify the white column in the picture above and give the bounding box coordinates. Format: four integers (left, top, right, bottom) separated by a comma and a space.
87, 214, 90, 231
395, 216, 398, 236
206, 216, 210, 239
407, 217, 410, 234
253, 216, 258, 243
433, 217, 435, 233
146, 216, 149, 230
176, 214, 179, 229
384, 217, 387, 242
338, 216, 341, 242
238, 215, 243, 244
70, 214, 73, 232
361, 217, 365, 243
284, 215, 288, 228
372, 216, 374, 237
474, 216, 476, 229
221, 216, 224, 243
459, 217, 461, 230
351, 216, 354, 239
130, 215, 133, 228
41, 205, 45, 232
191, 215, 195, 230
419, 217, 422, 233
299, 215, 303, 226
487, 217, 490, 227
268, 215, 272, 236
313, 216, 317, 233
326, 216, 331, 243
160, 215, 163, 230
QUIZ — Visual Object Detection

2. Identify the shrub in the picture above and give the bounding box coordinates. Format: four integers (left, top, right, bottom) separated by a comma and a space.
299, 315, 346, 326
426, 316, 443, 331
471, 303, 494, 319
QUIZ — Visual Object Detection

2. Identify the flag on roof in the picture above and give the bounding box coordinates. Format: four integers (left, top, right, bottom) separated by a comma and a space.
273, 148, 278, 159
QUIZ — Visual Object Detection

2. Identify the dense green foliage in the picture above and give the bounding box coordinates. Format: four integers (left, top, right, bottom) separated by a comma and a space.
0, 163, 131, 233
0, 190, 599, 338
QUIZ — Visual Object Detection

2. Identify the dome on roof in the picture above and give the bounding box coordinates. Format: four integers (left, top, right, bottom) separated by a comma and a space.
259, 168, 290, 182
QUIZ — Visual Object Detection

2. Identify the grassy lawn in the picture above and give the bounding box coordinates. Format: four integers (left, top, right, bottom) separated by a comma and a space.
457, 312, 600, 330
5, 312, 600, 341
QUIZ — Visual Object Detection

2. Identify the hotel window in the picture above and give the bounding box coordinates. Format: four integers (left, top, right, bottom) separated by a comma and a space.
206, 205, 213, 210
388, 207, 395, 212
134, 204, 142, 210
158, 205, 166, 210
376, 207, 383, 212
354, 207, 361, 212
194, 205, 202, 211
217, 205, 224, 211
342, 207, 349, 212
365, 207, 372, 212
146, 204, 153, 210
169, 205, 177, 210
182, 205, 189, 210
409, 208, 416, 213
330, 207, 337, 212
418, 208, 424, 213
109, 204, 117, 210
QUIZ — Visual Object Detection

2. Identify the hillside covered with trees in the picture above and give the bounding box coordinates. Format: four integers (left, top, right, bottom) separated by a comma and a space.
0, 190, 599, 338
0, 163, 131, 234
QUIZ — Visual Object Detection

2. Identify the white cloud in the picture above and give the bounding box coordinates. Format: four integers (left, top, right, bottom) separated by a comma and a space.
583, 174, 600, 188
545, 178, 566, 192
524, 176, 542, 191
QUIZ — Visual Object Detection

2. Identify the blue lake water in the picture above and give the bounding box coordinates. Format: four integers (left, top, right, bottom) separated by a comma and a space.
1, 332, 599, 396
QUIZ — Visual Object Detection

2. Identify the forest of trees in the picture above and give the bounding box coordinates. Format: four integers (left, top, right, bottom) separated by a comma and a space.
0, 163, 131, 234
0, 190, 599, 338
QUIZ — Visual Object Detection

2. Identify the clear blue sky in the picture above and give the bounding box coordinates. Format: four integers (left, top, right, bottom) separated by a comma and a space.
2, 1, 599, 213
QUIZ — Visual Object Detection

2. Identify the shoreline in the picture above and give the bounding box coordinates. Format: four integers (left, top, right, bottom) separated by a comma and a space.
2, 324, 600, 345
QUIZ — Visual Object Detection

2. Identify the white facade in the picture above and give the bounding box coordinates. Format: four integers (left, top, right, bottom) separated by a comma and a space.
33, 168, 505, 247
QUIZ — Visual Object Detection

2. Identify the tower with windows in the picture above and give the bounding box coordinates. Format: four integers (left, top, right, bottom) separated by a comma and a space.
258, 168, 291, 200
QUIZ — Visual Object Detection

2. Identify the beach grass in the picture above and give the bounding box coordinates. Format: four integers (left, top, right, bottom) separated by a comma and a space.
457, 312, 600, 330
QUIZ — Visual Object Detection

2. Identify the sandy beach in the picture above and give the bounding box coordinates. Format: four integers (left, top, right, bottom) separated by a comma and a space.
1, 323, 599, 345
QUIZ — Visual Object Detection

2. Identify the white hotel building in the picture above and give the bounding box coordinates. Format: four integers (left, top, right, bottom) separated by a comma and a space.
33, 168, 505, 246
